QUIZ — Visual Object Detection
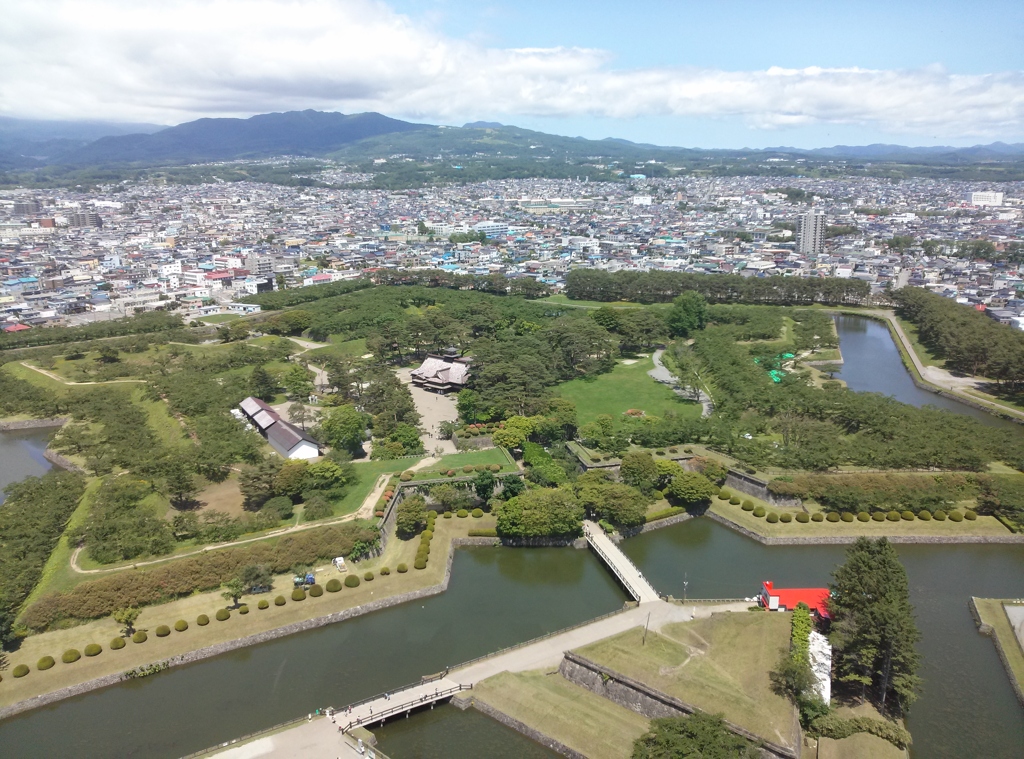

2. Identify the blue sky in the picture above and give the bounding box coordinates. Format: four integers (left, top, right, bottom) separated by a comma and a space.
3, 0, 1022, 148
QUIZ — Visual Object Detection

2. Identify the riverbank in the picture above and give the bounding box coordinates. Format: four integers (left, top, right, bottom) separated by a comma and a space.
971, 597, 1024, 709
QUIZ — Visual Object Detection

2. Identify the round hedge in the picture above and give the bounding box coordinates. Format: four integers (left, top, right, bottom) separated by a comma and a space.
380, 566, 391, 576
901, 510, 915, 521
949, 510, 964, 522
414, 558, 427, 570
363, 571, 374, 581
155, 625, 171, 637
84, 643, 102, 657
345, 574, 360, 588
857, 512, 870, 522
110, 637, 126, 650
174, 619, 188, 632
729, 497, 741, 505
766, 512, 779, 523
457, 509, 469, 518
399, 473, 412, 482
841, 512, 854, 523
13, 664, 30, 678
871, 511, 886, 522
811, 512, 825, 522
462, 465, 474, 473
422, 529, 434, 540
886, 511, 901, 522
291, 589, 305, 602
258, 599, 270, 609
752, 506, 766, 518
918, 510, 932, 521
274, 595, 286, 606
309, 584, 324, 597
443, 511, 453, 518
62, 649, 81, 664
965, 510, 978, 521
397, 563, 408, 573
826, 512, 841, 523
239, 605, 249, 614
132, 631, 147, 643
197, 613, 210, 625
711, 485, 721, 495
780, 513, 793, 523
933, 510, 947, 521
795, 512, 810, 523
472, 508, 484, 518
741, 500, 754, 511
215, 609, 230, 621
326, 578, 342, 592
717, 490, 731, 500
38, 656, 55, 670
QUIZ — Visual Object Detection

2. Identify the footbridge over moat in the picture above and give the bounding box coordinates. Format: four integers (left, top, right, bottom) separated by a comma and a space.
583, 520, 661, 603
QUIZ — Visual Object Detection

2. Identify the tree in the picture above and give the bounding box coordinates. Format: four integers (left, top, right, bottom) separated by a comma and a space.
239, 457, 283, 509
284, 364, 314, 400
633, 713, 760, 759
113, 607, 141, 636
457, 389, 481, 424
829, 537, 921, 715
499, 474, 525, 499
97, 345, 120, 363
249, 365, 277, 401
619, 451, 659, 493
221, 578, 246, 608
474, 470, 497, 501
666, 471, 715, 506
240, 564, 273, 592
274, 460, 310, 500
164, 455, 199, 508
289, 401, 312, 430
666, 291, 708, 337
576, 480, 648, 527
495, 488, 583, 538
396, 494, 427, 537
318, 404, 366, 457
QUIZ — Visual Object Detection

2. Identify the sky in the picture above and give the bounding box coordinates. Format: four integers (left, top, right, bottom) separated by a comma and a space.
1, 0, 1022, 148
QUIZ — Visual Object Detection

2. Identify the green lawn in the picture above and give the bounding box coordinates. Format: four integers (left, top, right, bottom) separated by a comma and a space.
471, 670, 649, 759
574, 613, 797, 750
332, 458, 425, 516
408, 448, 517, 480
974, 598, 1024, 699
537, 294, 666, 310
893, 315, 943, 368
307, 338, 369, 363
556, 356, 702, 425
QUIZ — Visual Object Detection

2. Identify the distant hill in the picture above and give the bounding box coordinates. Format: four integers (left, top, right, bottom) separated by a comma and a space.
59, 110, 430, 165
762, 142, 1024, 163
0, 116, 167, 167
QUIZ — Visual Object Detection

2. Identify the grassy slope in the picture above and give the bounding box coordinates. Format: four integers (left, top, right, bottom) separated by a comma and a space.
471, 670, 649, 759
556, 356, 701, 425
332, 458, 424, 516
974, 598, 1024, 698
574, 613, 797, 749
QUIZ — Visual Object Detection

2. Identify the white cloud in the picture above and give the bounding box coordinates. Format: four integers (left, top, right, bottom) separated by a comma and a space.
1, 0, 1022, 139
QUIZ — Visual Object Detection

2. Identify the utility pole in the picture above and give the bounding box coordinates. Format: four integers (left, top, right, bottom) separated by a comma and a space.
642, 612, 651, 646
682, 572, 689, 605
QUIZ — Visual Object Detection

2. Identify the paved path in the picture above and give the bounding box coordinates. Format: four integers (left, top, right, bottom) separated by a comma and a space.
648, 349, 714, 418
584, 521, 661, 603
20, 362, 146, 385
395, 367, 458, 455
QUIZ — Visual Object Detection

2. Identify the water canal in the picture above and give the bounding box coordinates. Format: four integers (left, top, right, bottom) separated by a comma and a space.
0, 428, 53, 502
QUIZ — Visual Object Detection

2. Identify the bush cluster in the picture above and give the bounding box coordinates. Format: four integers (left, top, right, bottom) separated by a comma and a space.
174, 620, 188, 631
110, 637, 126, 650
155, 625, 171, 637
215, 609, 230, 621
779, 513, 793, 523
291, 589, 305, 602
38, 655, 55, 670
841, 512, 854, 523
84, 643, 102, 656
344, 574, 360, 588
239, 605, 249, 615
796, 512, 810, 523
645, 507, 686, 523
811, 512, 825, 522
826, 512, 841, 523
62, 649, 81, 664
197, 613, 211, 625
326, 578, 342, 592
258, 598, 270, 609
469, 528, 499, 537
397, 563, 408, 573
752, 506, 766, 518
380, 567, 390, 576
810, 714, 911, 749
741, 500, 755, 511
309, 584, 324, 597
132, 631, 147, 643
13, 664, 30, 678
766, 512, 779, 523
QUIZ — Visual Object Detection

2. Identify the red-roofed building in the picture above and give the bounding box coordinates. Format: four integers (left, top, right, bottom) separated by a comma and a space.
2, 323, 31, 333
760, 581, 830, 618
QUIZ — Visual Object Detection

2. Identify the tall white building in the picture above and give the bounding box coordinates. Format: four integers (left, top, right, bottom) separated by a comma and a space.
968, 191, 1004, 207
796, 210, 826, 255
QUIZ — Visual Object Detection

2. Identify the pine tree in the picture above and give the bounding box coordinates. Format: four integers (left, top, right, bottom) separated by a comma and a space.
249, 365, 277, 401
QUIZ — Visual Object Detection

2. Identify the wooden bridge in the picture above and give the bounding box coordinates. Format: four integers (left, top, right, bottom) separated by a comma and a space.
583, 520, 661, 603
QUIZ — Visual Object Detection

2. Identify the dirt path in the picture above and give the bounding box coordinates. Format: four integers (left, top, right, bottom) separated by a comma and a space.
20, 362, 146, 386
649, 349, 714, 418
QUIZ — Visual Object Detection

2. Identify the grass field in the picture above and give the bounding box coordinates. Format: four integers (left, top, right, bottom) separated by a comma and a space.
471, 670, 649, 759
556, 356, 702, 425
974, 598, 1024, 699
537, 294, 665, 310
893, 315, 943, 369
333, 458, 425, 515
574, 613, 797, 749
0, 514, 489, 709
307, 337, 369, 363
409, 448, 517, 480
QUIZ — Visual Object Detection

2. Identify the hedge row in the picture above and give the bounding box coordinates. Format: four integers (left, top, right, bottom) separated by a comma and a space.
810, 714, 912, 749
645, 507, 686, 524
742, 506, 976, 525
468, 528, 498, 537
23, 522, 378, 630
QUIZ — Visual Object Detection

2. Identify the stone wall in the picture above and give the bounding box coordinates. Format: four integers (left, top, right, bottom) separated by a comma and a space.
558, 652, 798, 759
42, 448, 84, 473
724, 471, 803, 510
0, 417, 68, 431
969, 598, 1024, 709
458, 697, 586, 759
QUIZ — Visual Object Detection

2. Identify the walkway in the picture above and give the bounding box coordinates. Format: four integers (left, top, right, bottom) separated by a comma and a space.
395, 367, 458, 455
583, 520, 661, 603
648, 349, 714, 418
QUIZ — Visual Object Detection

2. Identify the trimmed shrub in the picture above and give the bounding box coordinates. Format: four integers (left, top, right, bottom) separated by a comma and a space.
589, 456, 601, 463
363, 571, 374, 581
215, 609, 230, 621
965, 510, 978, 521
811, 512, 825, 522
489, 464, 501, 472
826, 512, 841, 522
13, 664, 30, 678
239, 605, 249, 614
399, 473, 412, 482
684, 447, 693, 453
62, 649, 81, 663
274, 595, 286, 606
900, 510, 914, 521
309, 584, 323, 597
326, 578, 342, 592
132, 631, 147, 643
841, 512, 855, 523
856, 512, 870, 522
886, 511, 901, 522
766, 513, 779, 524
443, 511, 453, 519
752, 506, 766, 518
155, 625, 171, 637
796, 512, 810, 523
38, 655, 56, 670
933, 510, 947, 521
414, 558, 427, 570
291, 589, 305, 602
110, 637, 126, 650
258, 599, 270, 609
457, 509, 469, 518
344, 574, 360, 588
780, 513, 793, 523
729, 496, 741, 505
422, 529, 434, 540
469, 528, 499, 536
447, 469, 456, 477
471, 508, 484, 518
871, 511, 886, 522
655, 450, 666, 456
462, 465, 474, 473
717, 490, 731, 500
711, 485, 721, 495
949, 510, 964, 522
84, 643, 102, 656
174, 619, 189, 631
397, 563, 408, 573
918, 510, 932, 521
380, 566, 390, 576
741, 500, 754, 511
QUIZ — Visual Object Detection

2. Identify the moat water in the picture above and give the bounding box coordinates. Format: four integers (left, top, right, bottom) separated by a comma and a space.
0, 428, 53, 502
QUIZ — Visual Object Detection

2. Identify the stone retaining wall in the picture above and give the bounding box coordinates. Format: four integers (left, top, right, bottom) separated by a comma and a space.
42, 448, 84, 473
969, 598, 1024, 709
456, 696, 586, 759
558, 652, 798, 759
724, 471, 803, 510
0, 417, 68, 431
706, 510, 1024, 545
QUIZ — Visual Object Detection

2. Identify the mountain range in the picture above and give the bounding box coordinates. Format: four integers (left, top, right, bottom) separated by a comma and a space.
1, 109, 1022, 173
